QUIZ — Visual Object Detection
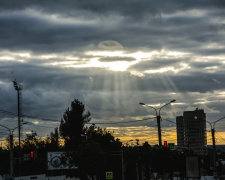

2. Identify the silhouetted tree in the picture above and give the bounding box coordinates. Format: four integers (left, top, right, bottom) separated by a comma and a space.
0, 148, 9, 174
50, 127, 59, 150
60, 99, 91, 149
65, 124, 122, 180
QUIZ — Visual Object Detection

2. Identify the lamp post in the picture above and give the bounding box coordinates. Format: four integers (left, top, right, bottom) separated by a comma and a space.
13, 80, 23, 150
207, 116, 225, 149
207, 117, 225, 179
139, 100, 176, 147
121, 140, 133, 180
0, 122, 28, 179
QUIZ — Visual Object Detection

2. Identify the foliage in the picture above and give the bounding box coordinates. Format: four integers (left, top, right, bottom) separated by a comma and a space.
0, 148, 9, 174
12, 128, 61, 176
60, 99, 91, 149
124, 144, 186, 179
67, 124, 122, 180
21, 128, 60, 151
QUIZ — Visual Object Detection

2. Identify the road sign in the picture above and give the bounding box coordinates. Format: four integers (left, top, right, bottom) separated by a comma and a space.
106, 171, 113, 179
47, 152, 78, 170
168, 143, 175, 150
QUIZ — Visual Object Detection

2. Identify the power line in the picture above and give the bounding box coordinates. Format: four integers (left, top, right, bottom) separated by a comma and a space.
0, 109, 60, 122
0, 110, 17, 117
215, 132, 225, 143
88, 117, 156, 125
0, 109, 157, 125
24, 124, 56, 129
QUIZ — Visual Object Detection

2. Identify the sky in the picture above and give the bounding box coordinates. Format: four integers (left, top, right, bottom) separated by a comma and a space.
1, 0, 225, 145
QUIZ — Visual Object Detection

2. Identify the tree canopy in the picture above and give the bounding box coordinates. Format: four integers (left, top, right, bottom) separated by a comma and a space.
60, 99, 91, 149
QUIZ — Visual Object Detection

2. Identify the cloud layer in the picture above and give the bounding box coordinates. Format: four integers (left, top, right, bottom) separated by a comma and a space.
1, 0, 225, 145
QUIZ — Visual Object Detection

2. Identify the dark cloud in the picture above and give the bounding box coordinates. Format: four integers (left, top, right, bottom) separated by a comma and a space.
0, 0, 224, 53
1, 0, 225, 17
1, 1, 225, 141
0, 11, 100, 52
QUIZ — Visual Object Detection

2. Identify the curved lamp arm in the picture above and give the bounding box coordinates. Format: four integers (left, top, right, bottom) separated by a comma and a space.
207, 116, 225, 129
213, 116, 225, 126
207, 121, 213, 130
0, 124, 10, 132
139, 102, 158, 116
158, 100, 176, 114
0, 122, 28, 134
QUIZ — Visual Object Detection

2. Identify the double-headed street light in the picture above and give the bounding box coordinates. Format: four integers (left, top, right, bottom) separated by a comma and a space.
206, 117, 225, 179
0, 122, 28, 179
139, 100, 176, 147
207, 116, 225, 149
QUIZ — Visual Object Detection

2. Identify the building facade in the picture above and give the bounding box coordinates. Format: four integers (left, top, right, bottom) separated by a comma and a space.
176, 108, 207, 152
176, 116, 184, 148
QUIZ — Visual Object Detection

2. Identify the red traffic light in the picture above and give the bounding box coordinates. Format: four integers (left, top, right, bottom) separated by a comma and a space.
164, 141, 167, 148
30, 151, 34, 158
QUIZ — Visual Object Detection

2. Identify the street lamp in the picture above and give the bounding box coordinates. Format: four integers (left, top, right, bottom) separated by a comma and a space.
207, 116, 225, 149
139, 99, 176, 147
206, 117, 225, 179
13, 80, 23, 150
0, 122, 28, 179
121, 140, 133, 180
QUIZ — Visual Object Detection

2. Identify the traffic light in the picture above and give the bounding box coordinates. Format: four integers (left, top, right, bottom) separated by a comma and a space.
30, 151, 34, 158
23, 151, 36, 161
164, 141, 167, 148
30, 151, 37, 159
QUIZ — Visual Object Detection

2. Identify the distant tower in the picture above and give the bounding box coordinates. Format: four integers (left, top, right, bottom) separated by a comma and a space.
176, 108, 207, 152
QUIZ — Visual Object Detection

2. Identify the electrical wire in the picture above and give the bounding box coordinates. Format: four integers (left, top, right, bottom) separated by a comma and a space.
0, 109, 157, 125
163, 119, 176, 124
0, 109, 60, 122
215, 132, 225, 143
87, 117, 156, 125
24, 124, 56, 129
0, 110, 17, 116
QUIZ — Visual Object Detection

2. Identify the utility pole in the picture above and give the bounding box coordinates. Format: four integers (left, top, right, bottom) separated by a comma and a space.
139, 100, 176, 147
13, 80, 23, 149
